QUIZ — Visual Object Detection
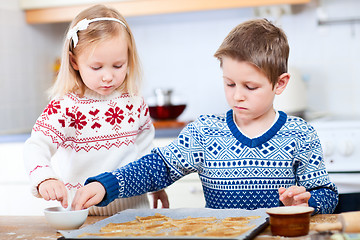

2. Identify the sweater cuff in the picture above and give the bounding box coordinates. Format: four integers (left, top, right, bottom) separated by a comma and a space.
308, 196, 318, 215
29, 166, 59, 198
85, 172, 119, 207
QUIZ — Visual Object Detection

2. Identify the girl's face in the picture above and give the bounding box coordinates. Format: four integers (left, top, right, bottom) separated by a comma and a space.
222, 57, 288, 126
70, 35, 128, 96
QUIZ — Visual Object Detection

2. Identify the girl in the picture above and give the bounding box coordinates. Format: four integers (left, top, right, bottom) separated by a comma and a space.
23, 4, 168, 215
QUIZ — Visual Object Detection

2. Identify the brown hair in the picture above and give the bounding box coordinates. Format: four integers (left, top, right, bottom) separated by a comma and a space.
49, 4, 141, 98
214, 19, 289, 88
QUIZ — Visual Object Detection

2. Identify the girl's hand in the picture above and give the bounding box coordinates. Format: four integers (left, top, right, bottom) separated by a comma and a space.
71, 182, 106, 211
38, 179, 68, 208
278, 186, 311, 207
150, 189, 169, 208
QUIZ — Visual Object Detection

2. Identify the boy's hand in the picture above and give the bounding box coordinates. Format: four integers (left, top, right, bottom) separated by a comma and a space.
71, 182, 106, 211
278, 186, 311, 207
150, 189, 170, 208
38, 179, 68, 208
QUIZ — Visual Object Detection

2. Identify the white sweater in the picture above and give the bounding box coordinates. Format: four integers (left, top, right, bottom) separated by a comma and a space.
23, 90, 154, 215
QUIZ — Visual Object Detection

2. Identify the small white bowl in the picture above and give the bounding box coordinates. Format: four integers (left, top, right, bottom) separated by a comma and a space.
44, 207, 89, 230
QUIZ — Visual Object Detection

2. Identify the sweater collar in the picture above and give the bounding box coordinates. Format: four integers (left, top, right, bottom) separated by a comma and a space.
226, 109, 287, 148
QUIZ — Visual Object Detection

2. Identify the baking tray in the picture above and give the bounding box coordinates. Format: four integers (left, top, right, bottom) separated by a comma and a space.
59, 208, 269, 240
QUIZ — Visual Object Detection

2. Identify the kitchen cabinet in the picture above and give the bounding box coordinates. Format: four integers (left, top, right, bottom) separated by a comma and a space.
20, 0, 311, 24
165, 173, 205, 208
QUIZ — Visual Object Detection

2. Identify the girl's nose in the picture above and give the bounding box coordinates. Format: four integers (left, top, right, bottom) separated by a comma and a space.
102, 71, 113, 82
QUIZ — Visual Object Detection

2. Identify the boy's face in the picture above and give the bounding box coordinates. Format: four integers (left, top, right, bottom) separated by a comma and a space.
222, 57, 287, 125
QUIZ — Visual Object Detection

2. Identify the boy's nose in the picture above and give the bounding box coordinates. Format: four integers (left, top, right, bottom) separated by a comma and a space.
234, 88, 245, 101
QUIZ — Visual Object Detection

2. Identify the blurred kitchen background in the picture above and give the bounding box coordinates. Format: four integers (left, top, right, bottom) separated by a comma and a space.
1, 0, 360, 215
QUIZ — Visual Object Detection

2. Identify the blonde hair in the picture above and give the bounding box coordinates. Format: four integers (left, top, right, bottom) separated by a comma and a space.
49, 4, 141, 98
214, 19, 289, 88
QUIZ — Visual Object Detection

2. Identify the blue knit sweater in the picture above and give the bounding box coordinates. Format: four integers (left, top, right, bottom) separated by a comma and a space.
87, 110, 338, 214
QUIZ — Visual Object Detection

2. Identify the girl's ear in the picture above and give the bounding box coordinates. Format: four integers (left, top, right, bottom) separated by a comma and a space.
274, 73, 290, 95
69, 52, 79, 70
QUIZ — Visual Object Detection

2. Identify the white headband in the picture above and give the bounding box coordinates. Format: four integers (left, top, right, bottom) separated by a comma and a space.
67, 17, 127, 48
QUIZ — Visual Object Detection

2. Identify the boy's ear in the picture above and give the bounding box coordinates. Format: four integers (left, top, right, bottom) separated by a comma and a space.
274, 73, 290, 95
69, 52, 79, 70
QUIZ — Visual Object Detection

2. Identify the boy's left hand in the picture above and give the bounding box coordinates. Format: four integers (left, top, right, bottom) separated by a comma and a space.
278, 186, 311, 207
150, 189, 169, 208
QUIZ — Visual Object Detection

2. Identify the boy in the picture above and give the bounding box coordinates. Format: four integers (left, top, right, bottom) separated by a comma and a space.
72, 19, 338, 214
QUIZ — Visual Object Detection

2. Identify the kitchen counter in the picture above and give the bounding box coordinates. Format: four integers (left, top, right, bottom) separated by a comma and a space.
153, 120, 189, 138
0, 214, 340, 240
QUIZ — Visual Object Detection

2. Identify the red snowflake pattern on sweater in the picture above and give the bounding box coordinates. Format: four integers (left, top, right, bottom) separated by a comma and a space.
66, 108, 87, 130
105, 107, 125, 125
44, 100, 61, 115
31, 93, 152, 152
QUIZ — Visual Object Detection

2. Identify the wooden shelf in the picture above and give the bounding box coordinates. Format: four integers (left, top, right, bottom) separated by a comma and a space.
23, 0, 310, 24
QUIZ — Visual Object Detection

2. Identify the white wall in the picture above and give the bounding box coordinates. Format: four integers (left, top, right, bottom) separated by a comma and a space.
282, 0, 360, 117
0, 2, 66, 134
0, 0, 359, 134
129, 0, 360, 120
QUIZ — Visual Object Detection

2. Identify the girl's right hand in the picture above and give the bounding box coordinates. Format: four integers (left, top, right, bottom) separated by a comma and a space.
38, 179, 68, 209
